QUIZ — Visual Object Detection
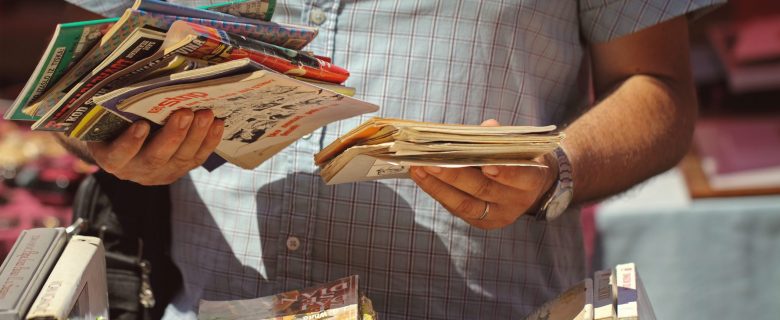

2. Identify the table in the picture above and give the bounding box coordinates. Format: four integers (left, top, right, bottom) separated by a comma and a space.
594, 170, 780, 320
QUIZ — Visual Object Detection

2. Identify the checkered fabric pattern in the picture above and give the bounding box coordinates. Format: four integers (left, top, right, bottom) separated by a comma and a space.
67, 0, 723, 319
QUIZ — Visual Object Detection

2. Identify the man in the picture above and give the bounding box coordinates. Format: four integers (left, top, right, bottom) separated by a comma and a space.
62, 0, 722, 318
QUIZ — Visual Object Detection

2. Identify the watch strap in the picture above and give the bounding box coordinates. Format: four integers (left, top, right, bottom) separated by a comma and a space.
536, 147, 573, 221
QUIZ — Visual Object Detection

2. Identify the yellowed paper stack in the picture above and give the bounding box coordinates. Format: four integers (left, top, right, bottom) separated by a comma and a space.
315, 118, 564, 185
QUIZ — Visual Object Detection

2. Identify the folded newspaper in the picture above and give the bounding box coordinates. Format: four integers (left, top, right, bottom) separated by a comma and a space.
198, 275, 377, 320
314, 118, 564, 185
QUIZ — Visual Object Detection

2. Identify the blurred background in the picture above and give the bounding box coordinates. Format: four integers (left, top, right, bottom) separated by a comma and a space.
0, 0, 100, 256
0, 1, 779, 319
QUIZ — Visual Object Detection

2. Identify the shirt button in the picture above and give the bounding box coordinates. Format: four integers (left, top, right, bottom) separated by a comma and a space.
310, 8, 327, 25
302, 133, 313, 140
286, 236, 301, 251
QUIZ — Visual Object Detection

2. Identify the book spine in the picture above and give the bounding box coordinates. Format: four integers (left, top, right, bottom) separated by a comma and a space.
615, 263, 639, 320
33, 34, 166, 133
74, 108, 132, 142
593, 269, 616, 320
136, 0, 273, 26
25, 236, 106, 320
137, 10, 317, 50
0, 229, 66, 320
202, 0, 276, 22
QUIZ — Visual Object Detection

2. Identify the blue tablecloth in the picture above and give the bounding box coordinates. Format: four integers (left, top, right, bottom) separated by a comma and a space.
596, 195, 780, 320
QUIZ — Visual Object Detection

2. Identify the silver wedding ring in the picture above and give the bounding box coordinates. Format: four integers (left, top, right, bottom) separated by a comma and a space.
477, 202, 490, 220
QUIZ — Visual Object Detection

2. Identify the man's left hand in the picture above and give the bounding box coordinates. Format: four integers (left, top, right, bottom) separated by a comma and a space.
409, 119, 558, 230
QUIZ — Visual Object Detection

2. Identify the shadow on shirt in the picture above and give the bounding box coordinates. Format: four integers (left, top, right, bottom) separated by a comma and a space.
168, 171, 555, 319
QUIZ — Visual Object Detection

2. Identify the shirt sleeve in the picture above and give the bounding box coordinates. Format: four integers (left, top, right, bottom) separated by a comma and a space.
579, 0, 727, 43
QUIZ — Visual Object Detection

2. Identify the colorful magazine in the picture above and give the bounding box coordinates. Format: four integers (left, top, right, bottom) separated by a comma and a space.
21, 0, 285, 118
31, 27, 167, 132
70, 58, 265, 140
114, 69, 377, 169
3, 18, 115, 121
165, 21, 347, 83
199, 275, 378, 320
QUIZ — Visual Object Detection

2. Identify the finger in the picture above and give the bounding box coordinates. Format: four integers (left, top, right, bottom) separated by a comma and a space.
481, 164, 551, 192
421, 166, 516, 203
411, 167, 490, 220
193, 118, 224, 165
170, 109, 215, 167
87, 121, 149, 172
137, 109, 194, 168
481, 119, 500, 126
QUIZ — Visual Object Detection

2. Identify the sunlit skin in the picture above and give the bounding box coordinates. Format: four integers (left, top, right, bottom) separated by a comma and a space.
410, 17, 697, 230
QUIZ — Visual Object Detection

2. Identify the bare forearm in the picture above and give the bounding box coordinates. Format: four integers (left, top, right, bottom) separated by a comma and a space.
564, 74, 696, 204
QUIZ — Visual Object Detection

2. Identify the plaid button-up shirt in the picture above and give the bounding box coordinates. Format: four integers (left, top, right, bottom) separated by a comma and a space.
68, 0, 722, 318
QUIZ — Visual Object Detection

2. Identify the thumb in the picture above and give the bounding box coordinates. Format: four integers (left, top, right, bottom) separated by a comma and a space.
481, 119, 500, 127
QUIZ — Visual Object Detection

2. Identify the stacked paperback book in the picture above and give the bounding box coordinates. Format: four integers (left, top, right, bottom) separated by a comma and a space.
3, 0, 378, 170
314, 118, 563, 184
523, 262, 657, 320
0, 228, 108, 320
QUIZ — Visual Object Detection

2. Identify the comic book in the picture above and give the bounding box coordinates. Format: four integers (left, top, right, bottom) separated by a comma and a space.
199, 275, 378, 320
71, 58, 264, 140
31, 27, 167, 132
68, 12, 349, 140
162, 21, 346, 83
113, 68, 376, 169
3, 19, 115, 121
20, 0, 284, 118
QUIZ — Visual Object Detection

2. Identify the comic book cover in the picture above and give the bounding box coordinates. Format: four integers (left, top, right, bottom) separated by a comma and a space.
115, 69, 377, 169
20, 0, 291, 117
164, 21, 347, 84
3, 18, 115, 121
198, 275, 362, 320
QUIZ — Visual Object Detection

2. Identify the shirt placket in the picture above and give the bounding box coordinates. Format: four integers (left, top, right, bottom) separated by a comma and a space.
278, 0, 340, 290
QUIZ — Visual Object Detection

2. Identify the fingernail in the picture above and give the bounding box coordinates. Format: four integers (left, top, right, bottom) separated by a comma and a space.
482, 166, 499, 176
425, 166, 442, 174
413, 167, 427, 179
178, 112, 193, 129
132, 122, 148, 138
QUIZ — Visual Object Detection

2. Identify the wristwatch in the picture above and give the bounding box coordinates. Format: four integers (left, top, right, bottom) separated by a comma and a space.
536, 147, 574, 221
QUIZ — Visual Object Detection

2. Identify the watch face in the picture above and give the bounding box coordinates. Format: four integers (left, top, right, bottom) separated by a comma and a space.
547, 189, 573, 219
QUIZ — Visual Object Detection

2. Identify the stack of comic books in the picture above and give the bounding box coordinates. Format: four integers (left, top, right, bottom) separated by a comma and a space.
4, 0, 378, 169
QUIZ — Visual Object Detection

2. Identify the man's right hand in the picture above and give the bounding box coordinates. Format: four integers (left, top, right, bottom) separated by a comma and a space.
87, 109, 224, 186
